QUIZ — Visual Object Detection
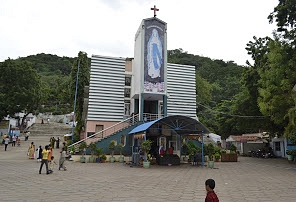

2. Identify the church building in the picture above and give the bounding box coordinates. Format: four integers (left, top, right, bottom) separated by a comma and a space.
78, 7, 209, 164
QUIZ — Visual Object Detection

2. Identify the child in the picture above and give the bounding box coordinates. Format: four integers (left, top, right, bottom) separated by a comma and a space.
48, 156, 57, 174
17, 137, 21, 146
205, 179, 219, 202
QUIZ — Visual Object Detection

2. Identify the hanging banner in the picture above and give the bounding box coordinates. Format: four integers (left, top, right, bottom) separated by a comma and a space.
144, 19, 165, 93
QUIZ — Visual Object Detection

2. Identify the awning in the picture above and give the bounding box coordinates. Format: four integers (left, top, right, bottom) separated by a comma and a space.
64, 134, 73, 137
129, 119, 160, 134
128, 115, 210, 135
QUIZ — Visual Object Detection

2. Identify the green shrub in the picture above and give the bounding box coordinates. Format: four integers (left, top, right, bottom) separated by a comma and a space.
286, 150, 292, 155
214, 152, 221, 159
229, 144, 237, 152
207, 143, 215, 161
291, 150, 296, 157
101, 154, 107, 160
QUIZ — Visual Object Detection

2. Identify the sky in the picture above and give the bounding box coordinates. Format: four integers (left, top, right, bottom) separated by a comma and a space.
0, 0, 279, 66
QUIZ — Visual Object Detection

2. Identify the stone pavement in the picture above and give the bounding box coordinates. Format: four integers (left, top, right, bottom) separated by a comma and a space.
1, 135, 296, 202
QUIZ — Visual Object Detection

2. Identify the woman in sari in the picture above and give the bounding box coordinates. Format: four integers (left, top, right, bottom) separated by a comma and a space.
59, 147, 67, 171
28, 142, 35, 159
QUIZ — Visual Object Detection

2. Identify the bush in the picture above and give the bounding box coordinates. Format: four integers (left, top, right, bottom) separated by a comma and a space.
214, 147, 221, 155
187, 141, 199, 156
229, 144, 237, 152
117, 143, 124, 156
96, 148, 103, 158
101, 154, 107, 160
108, 141, 116, 157
89, 142, 97, 156
221, 150, 226, 154
207, 143, 215, 161
214, 152, 221, 160
79, 141, 87, 152
291, 150, 296, 157
182, 142, 189, 157
286, 150, 292, 155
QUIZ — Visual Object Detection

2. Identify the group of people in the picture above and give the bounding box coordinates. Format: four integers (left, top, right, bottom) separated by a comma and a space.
26, 136, 67, 174
2, 134, 21, 151
49, 137, 60, 149
38, 144, 67, 175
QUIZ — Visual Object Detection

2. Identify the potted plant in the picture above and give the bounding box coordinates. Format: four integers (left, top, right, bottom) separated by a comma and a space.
96, 148, 103, 163
141, 139, 152, 168
187, 140, 200, 163
207, 143, 215, 168
286, 150, 293, 161
108, 140, 116, 163
101, 154, 107, 163
221, 144, 238, 162
214, 152, 221, 162
229, 144, 237, 153
182, 142, 189, 162
89, 142, 97, 163
117, 143, 124, 163
79, 141, 87, 163
70, 145, 75, 154
291, 150, 296, 162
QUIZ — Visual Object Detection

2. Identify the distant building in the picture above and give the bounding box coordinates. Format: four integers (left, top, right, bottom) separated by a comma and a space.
226, 133, 269, 155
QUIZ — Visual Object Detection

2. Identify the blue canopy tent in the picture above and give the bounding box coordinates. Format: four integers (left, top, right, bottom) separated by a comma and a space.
128, 115, 210, 166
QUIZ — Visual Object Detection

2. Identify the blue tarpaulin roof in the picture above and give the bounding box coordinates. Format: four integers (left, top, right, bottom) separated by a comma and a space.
128, 119, 160, 134
128, 115, 210, 135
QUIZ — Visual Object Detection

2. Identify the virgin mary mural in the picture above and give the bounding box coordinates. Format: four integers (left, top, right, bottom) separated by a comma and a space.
147, 29, 163, 79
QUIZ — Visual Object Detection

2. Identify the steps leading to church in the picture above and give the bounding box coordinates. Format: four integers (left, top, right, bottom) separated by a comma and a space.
27, 119, 72, 136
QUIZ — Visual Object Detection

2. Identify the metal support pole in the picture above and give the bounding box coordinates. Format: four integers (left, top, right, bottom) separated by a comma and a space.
71, 59, 80, 144
202, 133, 204, 166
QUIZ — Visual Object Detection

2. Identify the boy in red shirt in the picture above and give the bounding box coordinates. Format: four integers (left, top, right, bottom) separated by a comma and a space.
205, 179, 219, 202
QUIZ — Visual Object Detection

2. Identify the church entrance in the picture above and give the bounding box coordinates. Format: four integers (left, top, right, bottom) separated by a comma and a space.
144, 100, 158, 114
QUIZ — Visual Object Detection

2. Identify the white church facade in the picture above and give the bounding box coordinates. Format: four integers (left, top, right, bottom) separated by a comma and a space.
84, 17, 197, 138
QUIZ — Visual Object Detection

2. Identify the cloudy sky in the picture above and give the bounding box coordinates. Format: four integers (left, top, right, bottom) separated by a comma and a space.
0, 0, 279, 65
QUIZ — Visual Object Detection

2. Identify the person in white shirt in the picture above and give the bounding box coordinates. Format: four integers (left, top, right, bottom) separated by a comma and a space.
4, 136, 9, 151
12, 135, 17, 147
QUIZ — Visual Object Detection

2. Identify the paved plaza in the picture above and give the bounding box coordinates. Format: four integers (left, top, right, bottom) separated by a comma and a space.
1, 135, 296, 202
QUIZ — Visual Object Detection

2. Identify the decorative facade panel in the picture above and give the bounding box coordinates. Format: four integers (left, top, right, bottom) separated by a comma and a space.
88, 55, 125, 121
167, 63, 196, 118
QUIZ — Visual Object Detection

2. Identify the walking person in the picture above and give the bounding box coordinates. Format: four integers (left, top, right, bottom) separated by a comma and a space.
56, 137, 60, 149
205, 179, 219, 202
39, 145, 50, 174
59, 148, 67, 171
12, 135, 17, 147
4, 135, 9, 151
36, 146, 42, 162
51, 137, 55, 149
47, 145, 53, 162
48, 156, 57, 174
17, 137, 21, 146
28, 142, 35, 159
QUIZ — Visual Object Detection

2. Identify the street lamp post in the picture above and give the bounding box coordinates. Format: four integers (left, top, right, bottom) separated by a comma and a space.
71, 59, 80, 144
201, 133, 204, 166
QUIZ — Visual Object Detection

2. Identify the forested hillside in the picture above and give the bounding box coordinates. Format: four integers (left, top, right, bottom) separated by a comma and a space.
16, 53, 77, 114
0, 50, 265, 138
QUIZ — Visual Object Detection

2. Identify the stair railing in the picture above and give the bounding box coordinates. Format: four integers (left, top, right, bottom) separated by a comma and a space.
68, 113, 140, 149
68, 113, 163, 150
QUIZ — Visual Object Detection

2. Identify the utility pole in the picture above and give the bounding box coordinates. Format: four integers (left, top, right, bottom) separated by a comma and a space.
71, 59, 80, 144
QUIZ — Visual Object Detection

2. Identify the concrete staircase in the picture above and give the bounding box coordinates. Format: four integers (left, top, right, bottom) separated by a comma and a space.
27, 119, 72, 137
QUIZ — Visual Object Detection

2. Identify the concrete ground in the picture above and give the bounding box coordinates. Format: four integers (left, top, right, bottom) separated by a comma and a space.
1, 134, 296, 202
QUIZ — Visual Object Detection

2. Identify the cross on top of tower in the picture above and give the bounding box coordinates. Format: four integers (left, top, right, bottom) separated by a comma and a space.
151, 5, 159, 17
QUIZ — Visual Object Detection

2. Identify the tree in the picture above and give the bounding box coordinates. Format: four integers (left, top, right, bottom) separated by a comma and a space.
70, 52, 89, 142
0, 59, 42, 126
15, 53, 75, 114
268, 0, 296, 45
